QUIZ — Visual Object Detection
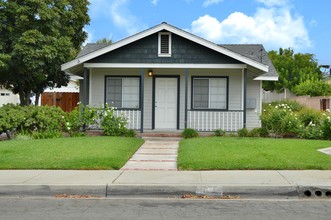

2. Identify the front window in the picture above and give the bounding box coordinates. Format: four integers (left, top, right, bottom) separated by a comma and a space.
192, 77, 228, 110
105, 77, 140, 109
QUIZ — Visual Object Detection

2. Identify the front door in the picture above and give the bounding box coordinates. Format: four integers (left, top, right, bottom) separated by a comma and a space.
155, 77, 178, 129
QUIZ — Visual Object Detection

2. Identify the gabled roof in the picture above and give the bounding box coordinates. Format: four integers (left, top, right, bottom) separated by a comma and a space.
61, 23, 278, 80
220, 44, 278, 80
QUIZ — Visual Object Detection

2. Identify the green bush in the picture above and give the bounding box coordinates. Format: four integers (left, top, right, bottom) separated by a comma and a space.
320, 112, 331, 140
181, 128, 198, 139
248, 128, 262, 137
261, 101, 302, 137
237, 128, 249, 137
214, 129, 225, 137
99, 105, 129, 136
298, 123, 322, 140
298, 108, 321, 127
65, 103, 97, 137
255, 127, 269, 137
124, 129, 136, 137
0, 104, 26, 139
32, 130, 63, 139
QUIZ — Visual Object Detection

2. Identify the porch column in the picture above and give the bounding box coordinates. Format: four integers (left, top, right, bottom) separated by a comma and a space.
140, 69, 144, 133
243, 68, 247, 128
83, 67, 89, 106
184, 69, 188, 129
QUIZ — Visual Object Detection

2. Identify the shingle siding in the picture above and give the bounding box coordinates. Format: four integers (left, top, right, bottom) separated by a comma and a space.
89, 33, 242, 64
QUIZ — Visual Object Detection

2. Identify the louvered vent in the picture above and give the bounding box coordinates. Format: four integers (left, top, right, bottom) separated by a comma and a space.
160, 34, 169, 54
158, 32, 171, 56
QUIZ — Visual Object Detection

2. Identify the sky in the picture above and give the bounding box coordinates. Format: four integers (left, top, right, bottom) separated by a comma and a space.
85, 0, 331, 66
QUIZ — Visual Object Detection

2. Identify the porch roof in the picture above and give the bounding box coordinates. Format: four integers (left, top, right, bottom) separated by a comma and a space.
62, 22, 278, 81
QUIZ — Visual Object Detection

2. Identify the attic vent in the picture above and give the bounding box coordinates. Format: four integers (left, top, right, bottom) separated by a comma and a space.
158, 32, 171, 57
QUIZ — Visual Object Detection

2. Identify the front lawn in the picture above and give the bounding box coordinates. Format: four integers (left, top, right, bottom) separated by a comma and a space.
0, 136, 144, 170
178, 137, 331, 170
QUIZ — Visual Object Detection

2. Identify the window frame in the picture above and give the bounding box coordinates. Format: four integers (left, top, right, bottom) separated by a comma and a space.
191, 76, 229, 111
104, 75, 141, 110
158, 32, 172, 57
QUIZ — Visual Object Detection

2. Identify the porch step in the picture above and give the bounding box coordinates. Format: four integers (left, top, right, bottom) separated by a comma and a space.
121, 139, 179, 171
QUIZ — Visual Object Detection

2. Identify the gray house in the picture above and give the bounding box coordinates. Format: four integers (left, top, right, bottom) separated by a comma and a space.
61, 22, 278, 132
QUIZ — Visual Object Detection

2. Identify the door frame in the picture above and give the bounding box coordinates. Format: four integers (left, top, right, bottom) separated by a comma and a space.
152, 75, 180, 130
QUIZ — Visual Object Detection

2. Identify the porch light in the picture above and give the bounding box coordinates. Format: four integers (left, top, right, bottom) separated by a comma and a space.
148, 70, 154, 77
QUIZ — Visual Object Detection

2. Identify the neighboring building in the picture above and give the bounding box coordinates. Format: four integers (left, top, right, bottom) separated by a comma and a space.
61, 22, 278, 132
0, 87, 20, 106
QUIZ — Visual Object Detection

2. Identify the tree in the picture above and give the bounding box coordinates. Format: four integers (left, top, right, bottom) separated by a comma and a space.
263, 48, 322, 93
0, 0, 90, 105
95, 38, 112, 44
293, 80, 331, 96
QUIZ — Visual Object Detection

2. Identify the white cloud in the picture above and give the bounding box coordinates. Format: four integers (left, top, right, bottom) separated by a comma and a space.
190, 4, 312, 50
203, 0, 223, 7
83, 28, 94, 46
256, 0, 289, 7
89, 0, 146, 36
151, 0, 158, 6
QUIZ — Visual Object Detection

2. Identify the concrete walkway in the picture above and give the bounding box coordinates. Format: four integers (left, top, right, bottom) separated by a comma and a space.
121, 138, 180, 171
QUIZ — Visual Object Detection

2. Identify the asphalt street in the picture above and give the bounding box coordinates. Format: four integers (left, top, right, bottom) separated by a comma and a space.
0, 197, 330, 220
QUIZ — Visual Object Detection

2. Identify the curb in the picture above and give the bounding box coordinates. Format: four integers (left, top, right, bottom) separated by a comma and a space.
107, 184, 299, 199
1, 184, 331, 199
0, 185, 107, 197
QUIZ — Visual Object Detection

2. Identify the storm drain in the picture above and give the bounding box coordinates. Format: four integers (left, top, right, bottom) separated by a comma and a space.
302, 189, 331, 198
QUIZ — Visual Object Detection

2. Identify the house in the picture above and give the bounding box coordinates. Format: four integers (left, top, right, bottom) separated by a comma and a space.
0, 87, 20, 106
61, 22, 278, 132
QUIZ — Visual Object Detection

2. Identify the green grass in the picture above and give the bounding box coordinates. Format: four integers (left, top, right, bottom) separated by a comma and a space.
178, 137, 331, 170
0, 136, 144, 170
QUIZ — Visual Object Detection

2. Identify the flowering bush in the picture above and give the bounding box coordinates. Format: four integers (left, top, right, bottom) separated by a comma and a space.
98, 104, 129, 136
261, 101, 331, 140
261, 102, 301, 137
65, 103, 97, 137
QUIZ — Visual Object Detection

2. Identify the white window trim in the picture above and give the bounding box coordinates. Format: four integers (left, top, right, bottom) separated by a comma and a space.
158, 32, 172, 57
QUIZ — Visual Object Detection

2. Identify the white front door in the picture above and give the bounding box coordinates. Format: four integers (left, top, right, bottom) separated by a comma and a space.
155, 78, 178, 129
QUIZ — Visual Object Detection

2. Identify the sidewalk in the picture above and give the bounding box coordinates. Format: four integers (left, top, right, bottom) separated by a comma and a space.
0, 170, 330, 199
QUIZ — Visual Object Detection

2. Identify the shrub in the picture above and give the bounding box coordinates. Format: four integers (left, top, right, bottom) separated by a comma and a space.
22, 105, 66, 133
214, 129, 225, 137
125, 129, 136, 137
0, 104, 25, 139
320, 112, 331, 140
237, 128, 249, 137
298, 108, 321, 127
298, 122, 322, 140
99, 105, 129, 136
255, 127, 269, 137
32, 130, 63, 139
249, 128, 262, 137
65, 103, 97, 137
181, 128, 198, 139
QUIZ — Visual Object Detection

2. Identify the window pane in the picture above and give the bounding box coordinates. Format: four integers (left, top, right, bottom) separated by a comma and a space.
210, 78, 226, 109
122, 78, 139, 108
106, 78, 122, 107
193, 79, 209, 109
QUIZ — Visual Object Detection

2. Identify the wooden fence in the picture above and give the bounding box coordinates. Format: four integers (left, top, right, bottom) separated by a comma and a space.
41, 92, 79, 112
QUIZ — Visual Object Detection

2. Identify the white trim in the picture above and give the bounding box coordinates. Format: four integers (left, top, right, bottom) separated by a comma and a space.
61, 23, 268, 72
253, 76, 278, 81
84, 63, 247, 69
89, 69, 92, 105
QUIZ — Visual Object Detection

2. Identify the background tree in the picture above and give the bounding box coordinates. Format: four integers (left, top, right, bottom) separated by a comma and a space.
0, 0, 90, 105
263, 48, 322, 93
95, 38, 112, 44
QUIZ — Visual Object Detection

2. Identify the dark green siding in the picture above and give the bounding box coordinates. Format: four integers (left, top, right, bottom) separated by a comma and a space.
90, 33, 242, 64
